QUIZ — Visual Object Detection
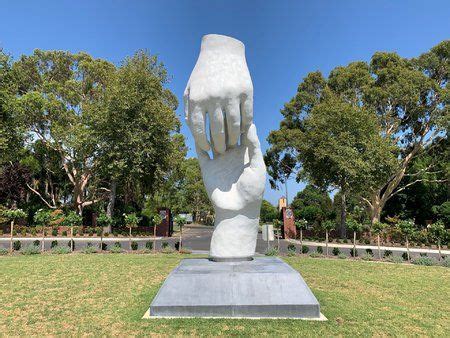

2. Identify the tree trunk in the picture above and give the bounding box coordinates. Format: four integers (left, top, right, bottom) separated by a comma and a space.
300, 229, 303, 249
179, 223, 183, 251
325, 230, 329, 256
438, 240, 441, 261
353, 231, 357, 257
153, 223, 157, 252
105, 179, 117, 233
377, 234, 381, 260
406, 236, 410, 261
129, 227, 132, 252
340, 193, 347, 238
70, 227, 74, 252
10, 220, 14, 253
41, 225, 45, 252
100, 232, 103, 251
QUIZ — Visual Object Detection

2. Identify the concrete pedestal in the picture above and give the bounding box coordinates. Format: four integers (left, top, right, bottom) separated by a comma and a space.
149, 257, 321, 319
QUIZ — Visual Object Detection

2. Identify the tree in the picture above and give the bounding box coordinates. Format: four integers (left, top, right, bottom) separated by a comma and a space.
291, 185, 333, 225
1, 208, 26, 253
321, 220, 335, 256
13, 50, 115, 214
295, 219, 307, 249
264, 152, 298, 205
174, 215, 185, 251
397, 219, 415, 261
260, 200, 278, 224
372, 222, 388, 259
347, 218, 364, 256
95, 51, 184, 228
62, 211, 82, 252
267, 41, 448, 229
33, 209, 52, 252
96, 212, 113, 250
124, 213, 140, 251
427, 220, 447, 260
152, 213, 163, 252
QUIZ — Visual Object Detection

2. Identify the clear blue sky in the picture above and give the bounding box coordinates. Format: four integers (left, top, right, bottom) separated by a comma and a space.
1, 0, 449, 205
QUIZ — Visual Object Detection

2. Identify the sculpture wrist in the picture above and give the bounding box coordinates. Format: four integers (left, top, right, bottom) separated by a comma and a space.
209, 211, 259, 260
200, 34, 245, 57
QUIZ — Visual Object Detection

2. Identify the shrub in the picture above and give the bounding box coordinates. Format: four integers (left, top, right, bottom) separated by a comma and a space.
21, 245, 40, 255
82, 246, 98, 254
131, 241, 138, 251
287, 251, 296, 257
287, 244, 296, 253
13, 230, 17, 236
72, 228, 78, 236
13, 240, 21, 251
365, 249, 373, 256
316, 246, 323, 254
389, 256, 404, 264
362, 253, 373, 261
31, 228, 36, 236
162, 242, 169, 249
33, 239, 40, 246
51, 240, 58, 248
104, 232, 109, 237
442, 256, 450, 268
265, 247, 279, 256
62, 230, 67, 236
402, 252, 408, 261
301, 245, 309, 254
349, 248, 358, 257
96, 228, 103, 236
161, 247, 175, 254
179, 248, 192, 254
145, 241, 153, 250
88, 228, 94, 236
52, 229, 58, 236
0, 230, 3, 235
412, 257, 435, 266
21, 228, 26, 236
332, 247, 341, 256
0, 247, 8, 255
114, 241, 121, 248
343, 239, 348, 244
419, 252, 428, 257
338, 253, 347, 259
309, 252, 322, 258
383, 250, 393, 258
110, 244, 123, 253
101, 243, 108, 250
52, 246, 70, 254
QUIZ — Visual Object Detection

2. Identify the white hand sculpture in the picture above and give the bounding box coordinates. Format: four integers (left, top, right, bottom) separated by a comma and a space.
184, 34, 266, 260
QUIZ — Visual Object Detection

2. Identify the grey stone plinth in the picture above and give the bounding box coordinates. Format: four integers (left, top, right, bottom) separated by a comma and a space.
149, 257, 321, 318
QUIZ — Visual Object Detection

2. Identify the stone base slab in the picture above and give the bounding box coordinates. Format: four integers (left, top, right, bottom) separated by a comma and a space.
148, 257, 322, 319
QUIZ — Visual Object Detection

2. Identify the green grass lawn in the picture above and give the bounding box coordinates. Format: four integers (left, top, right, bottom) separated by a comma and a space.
1, 254, 449, 336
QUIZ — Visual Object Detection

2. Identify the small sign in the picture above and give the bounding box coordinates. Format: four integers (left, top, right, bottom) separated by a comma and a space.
262, 224, 274, 241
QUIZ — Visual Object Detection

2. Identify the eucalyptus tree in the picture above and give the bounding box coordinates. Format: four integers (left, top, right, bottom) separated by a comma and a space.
266, 41, 449, 228
13, 50, 115, 214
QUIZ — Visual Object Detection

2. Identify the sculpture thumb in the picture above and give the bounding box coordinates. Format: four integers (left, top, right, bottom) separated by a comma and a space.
243, 124, 264, 169
195, 141, 211, 167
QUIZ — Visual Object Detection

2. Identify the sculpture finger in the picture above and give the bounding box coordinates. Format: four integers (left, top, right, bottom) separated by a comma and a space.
209, 105, 226, 154
240, 95, 253, 131
188, 104, 210, 152
242, 123, 264, 169
224, 99, 241, 148
194, 141, 211, 168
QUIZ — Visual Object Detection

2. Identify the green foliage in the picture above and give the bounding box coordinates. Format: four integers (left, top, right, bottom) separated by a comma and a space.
349, 248, 358, 257
161, 242, 169, 249
301, 245, 309, 254
33, 209, 52, 227
260, 200, 279, 223
110, 244, 123, 253
21, 245, 40, 255
272, 219, 282, 229
145, 241, 153, 250
309, 252, 322, 258
96, 213, 114, 228
346, 218, 363, 233
428, 220, 447, 243
82, 246, 98, 254
287, 244, 296, 254
412, 257, 435, 266
295, 219, 308, 230
338, 253, 347, 259
173, 215, 185, 227
442, 256, 450, 268
13, 240, 21, 251
397, 219, 416, 236
152, 214, 163, 228
291, 185, 333, 223
265, 247, 279, 256
362, 253, 374, 261
316, 246, 323, 254
322, 220, 336, 231
51, 246, 70, 254
123, 213, 140, 229
62, 211, 82, 228
372, 222, 388, 235
366, 249, 373, 256
332, 247, 341, 256
161, 247, 175, 254
1, 208, 26, 220
0, 247, 8, 255
50, 240, 58, 248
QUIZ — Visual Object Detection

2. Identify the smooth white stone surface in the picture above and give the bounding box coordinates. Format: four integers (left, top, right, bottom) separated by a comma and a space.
184, 34, 266, 259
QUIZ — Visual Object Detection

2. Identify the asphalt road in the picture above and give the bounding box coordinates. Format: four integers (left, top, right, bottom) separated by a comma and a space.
1, 224, 447, 259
